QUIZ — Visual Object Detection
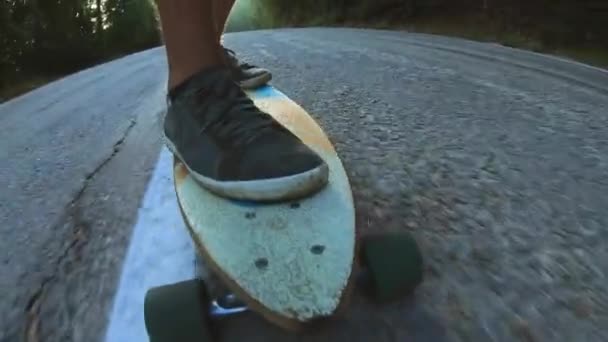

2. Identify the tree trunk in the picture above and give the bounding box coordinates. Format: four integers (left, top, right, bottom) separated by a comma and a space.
96, 0, 103, 34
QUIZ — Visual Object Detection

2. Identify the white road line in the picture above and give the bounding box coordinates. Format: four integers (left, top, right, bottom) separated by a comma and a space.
104, 148, 194, 342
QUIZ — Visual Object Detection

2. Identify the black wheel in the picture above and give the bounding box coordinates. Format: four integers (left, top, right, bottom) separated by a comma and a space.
359, 232, 424, 302
144, 279, 214, 342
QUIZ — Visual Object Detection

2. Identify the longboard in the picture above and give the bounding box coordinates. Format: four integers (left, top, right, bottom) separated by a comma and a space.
173, 85, 357, 330
144, 85, 423, 342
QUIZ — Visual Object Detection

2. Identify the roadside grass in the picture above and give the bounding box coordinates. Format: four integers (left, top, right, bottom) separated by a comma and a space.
3, 14, 607, 104
330, 15, 608, 69
395, 15, 608, 69
0, 75, 61, 104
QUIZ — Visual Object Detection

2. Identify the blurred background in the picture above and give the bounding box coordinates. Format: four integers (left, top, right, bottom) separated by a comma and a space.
1, 0, 607, 101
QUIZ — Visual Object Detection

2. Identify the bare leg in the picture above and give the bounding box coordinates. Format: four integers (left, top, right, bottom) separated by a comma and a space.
155, 0, 222, 89
209, 0, 272, 89
213, 0, 236, 43
158, 1, 327, 202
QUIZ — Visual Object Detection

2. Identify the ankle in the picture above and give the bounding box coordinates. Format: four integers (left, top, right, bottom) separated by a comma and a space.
167, 49, 224, 91
167, 65, 232, 102
169, 67, 210, 92
167, 67, 217, 99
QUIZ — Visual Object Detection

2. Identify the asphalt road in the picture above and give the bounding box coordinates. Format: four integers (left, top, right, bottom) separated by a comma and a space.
1, 28, 607, 342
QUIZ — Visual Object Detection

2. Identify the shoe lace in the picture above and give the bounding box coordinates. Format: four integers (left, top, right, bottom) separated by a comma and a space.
195, 77, 283, 146
223, 48, 255, 70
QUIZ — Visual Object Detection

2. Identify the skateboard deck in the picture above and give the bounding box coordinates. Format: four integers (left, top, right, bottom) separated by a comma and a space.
172, 85, 357, 330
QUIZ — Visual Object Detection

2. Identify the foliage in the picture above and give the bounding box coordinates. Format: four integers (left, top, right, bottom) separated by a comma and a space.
2, 0, 606, 97
0, 0, 160, 91
254, 0, 608, 47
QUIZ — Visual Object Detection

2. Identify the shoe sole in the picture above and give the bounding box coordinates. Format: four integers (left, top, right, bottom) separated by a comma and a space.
163, 135, 330, 202
239, 72, 272, 90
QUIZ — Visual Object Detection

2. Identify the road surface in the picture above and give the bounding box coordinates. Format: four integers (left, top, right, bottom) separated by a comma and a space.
1, 28, 607, 342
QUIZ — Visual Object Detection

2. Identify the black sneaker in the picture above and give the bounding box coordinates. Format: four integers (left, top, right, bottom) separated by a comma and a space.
163, 66, 329, 202
223, 47, 272, 89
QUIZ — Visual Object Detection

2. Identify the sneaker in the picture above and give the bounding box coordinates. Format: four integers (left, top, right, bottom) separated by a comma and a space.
164, 66, 329, 202
223, 47, 272, 89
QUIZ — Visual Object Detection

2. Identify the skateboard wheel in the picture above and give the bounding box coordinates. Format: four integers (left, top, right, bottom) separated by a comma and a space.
144, 279, 214, 342
360, 232, 424, 302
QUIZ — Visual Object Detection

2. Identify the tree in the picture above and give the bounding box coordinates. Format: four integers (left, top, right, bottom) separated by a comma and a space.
105, 0, 159, 52
1, 0, 160, 94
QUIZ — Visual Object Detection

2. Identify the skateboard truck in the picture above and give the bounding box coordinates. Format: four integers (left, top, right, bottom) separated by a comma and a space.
145, 232, 424, 341
210, 294, 248, 317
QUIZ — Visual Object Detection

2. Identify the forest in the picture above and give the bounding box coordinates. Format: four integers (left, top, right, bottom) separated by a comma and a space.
256, 0, 607, 48
1, 0, 607, 99
0, 0, 159, 96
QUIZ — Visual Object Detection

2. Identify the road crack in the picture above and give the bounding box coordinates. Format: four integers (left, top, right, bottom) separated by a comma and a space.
74, 119, 137, 201
23, 118, 137, 342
